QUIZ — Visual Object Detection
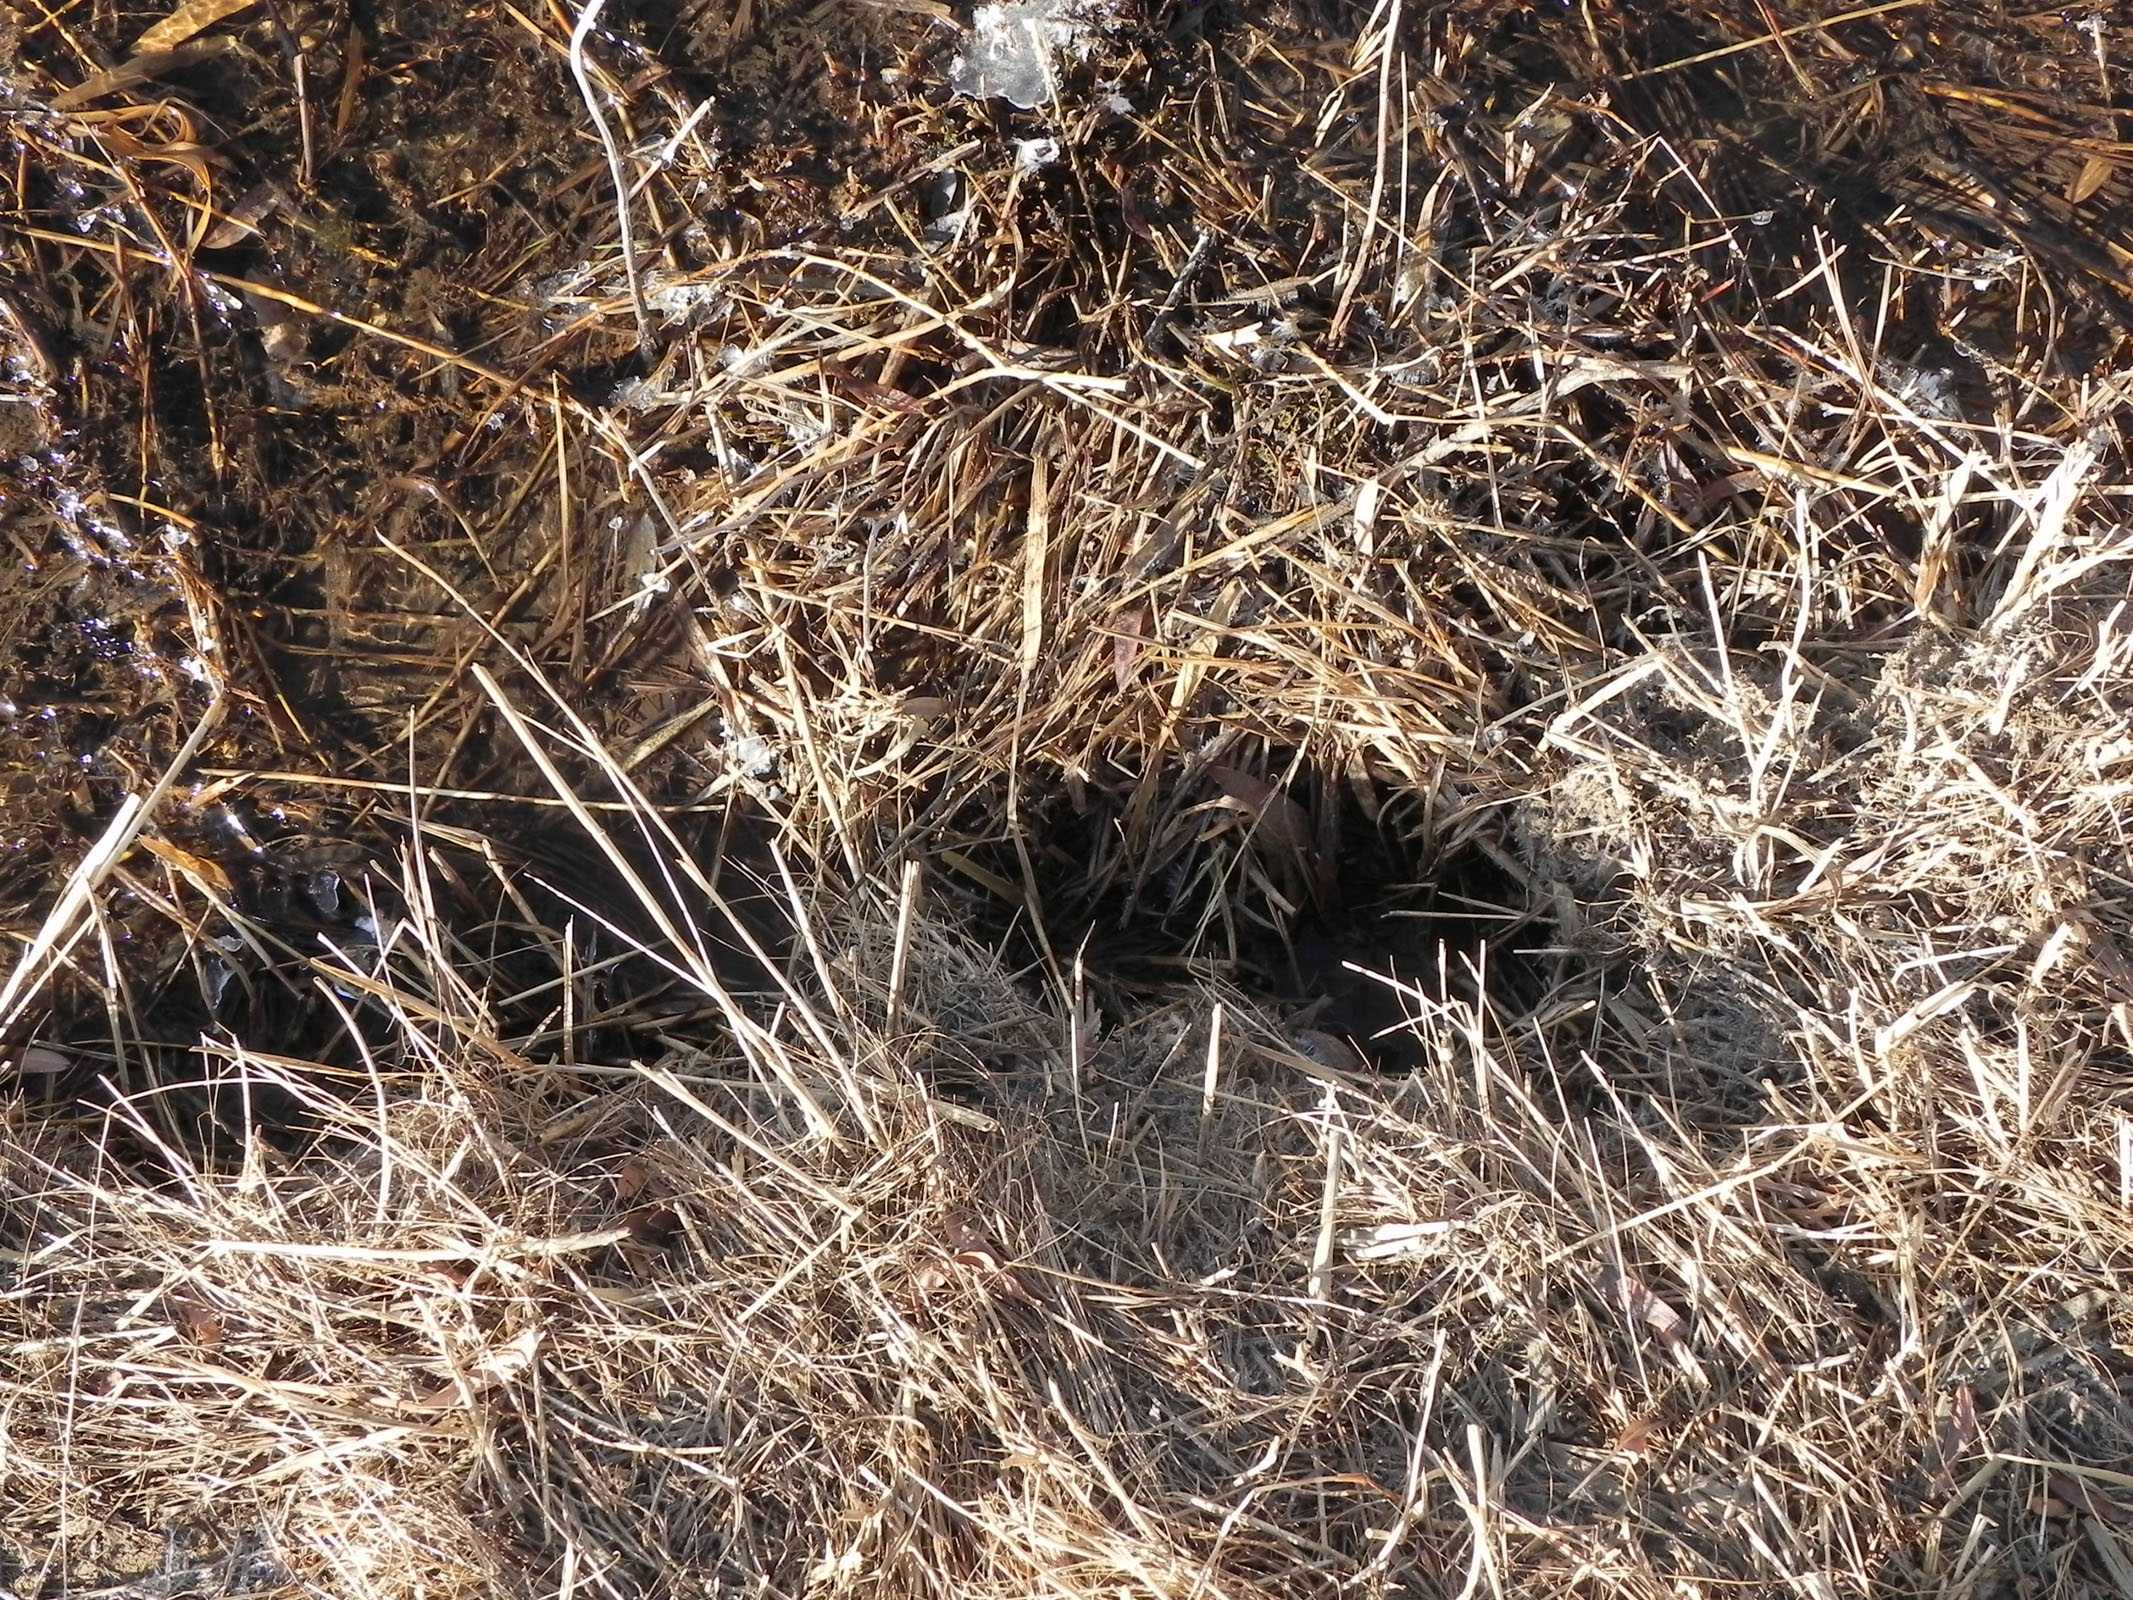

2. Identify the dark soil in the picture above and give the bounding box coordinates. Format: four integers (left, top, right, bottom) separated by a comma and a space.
0, 0, 951, 1040
7, 0, 2133, 1078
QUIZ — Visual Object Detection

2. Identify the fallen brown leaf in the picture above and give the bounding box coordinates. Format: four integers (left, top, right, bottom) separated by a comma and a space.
1611, 1414, 1657, 1457
1928, 1383, 1979, 1494
2069, 153, 2115, 206
139, 834, 234, 895
1206, 766, 1312, 857
2048, 1472, 2132, 1526
1597, 1267, 1706, 1383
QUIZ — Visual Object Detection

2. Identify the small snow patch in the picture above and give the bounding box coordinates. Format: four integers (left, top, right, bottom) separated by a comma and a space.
951, 0, 1103, 109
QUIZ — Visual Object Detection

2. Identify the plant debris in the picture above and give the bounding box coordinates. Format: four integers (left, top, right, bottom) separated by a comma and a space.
4, 0, 2133, 1595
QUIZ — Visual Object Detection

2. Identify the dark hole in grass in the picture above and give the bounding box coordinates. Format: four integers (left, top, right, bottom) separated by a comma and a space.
960, 755, 1549, 1071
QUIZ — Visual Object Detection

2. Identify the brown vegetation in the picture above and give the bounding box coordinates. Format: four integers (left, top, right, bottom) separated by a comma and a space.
4, 0, 2133, 1594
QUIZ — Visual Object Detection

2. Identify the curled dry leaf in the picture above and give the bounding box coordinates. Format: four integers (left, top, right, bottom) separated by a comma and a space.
139, 834, 234, 895
918, 1212, 1032, 1303
1928, 1383, 1979, 1494
949, 1244, 1032, 1299
1597, 1267, 1706, 1385
1611, 1414, 1657, 1457
66, 108, 228, 251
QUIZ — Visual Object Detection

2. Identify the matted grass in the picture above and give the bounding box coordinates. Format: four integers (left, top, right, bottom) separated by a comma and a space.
4, 0, 2133, 1594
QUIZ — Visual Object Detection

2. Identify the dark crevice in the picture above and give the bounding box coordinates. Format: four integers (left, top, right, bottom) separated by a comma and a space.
961, 757, 1552, 1070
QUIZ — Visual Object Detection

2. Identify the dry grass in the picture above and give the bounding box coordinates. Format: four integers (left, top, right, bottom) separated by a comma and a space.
6, 0, 2133, 1595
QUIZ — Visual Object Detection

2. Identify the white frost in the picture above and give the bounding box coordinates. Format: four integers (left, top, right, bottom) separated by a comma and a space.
951, 0, 1103, 109
1015, 136, 1061, 171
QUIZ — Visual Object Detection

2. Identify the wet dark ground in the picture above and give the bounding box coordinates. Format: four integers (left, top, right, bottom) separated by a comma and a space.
2, 0, 1504, 1079
7, 0, 2133, 1088
0, 0, 949, 1058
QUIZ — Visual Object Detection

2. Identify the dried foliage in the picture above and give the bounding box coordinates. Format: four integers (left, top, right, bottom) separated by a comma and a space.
4, 0, 2133, 1595
7, 832, 2115, 1599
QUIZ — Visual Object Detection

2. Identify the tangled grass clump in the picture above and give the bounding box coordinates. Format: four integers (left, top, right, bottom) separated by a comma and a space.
6, 0, 2133, 1594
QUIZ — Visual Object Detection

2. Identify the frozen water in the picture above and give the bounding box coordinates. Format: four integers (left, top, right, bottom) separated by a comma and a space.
951, 0, 1102, 109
